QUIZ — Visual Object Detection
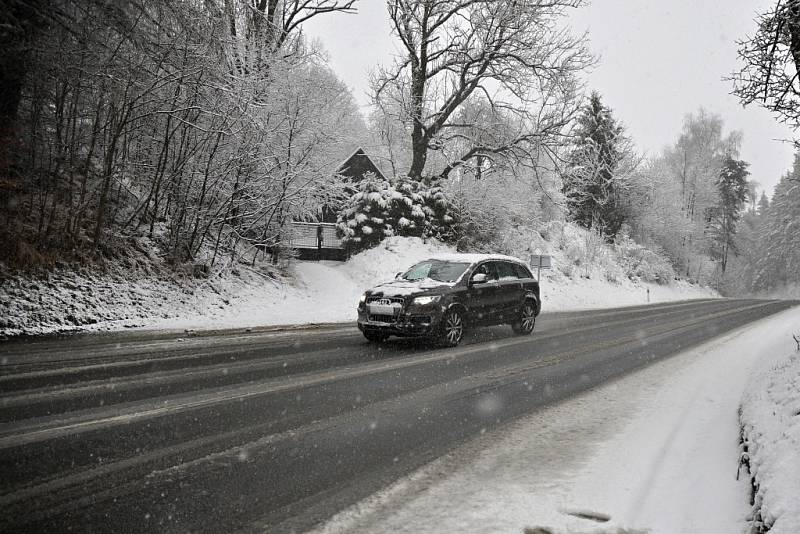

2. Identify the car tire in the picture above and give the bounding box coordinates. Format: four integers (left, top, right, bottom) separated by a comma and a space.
363, 331, 389, 343
511, 301, 536, 335
438, 308, 465, 347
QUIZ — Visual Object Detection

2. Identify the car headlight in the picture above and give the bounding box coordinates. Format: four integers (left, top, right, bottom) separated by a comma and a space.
412, 295, 441, 306
359, 293, 367, 304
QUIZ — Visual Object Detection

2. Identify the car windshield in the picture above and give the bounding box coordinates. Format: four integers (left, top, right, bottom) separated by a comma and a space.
401, 260, 470, 283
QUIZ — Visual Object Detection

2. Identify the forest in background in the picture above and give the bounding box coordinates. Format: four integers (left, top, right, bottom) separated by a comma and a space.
0, 0, 798, 297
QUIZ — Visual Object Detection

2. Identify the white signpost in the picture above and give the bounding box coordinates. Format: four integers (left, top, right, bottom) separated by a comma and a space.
530, 253, 552, 281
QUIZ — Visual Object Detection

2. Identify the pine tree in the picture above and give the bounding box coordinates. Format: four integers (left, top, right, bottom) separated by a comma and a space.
706, 155, 749, 273
752, 154, 800, 291
757, 191, 770, 216
562, 92, 630, 238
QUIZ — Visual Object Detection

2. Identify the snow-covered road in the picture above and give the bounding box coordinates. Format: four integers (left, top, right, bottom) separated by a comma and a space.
315, 306, 800, 534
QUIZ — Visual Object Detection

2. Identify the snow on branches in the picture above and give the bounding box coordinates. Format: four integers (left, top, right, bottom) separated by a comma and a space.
336, 175, 457, 254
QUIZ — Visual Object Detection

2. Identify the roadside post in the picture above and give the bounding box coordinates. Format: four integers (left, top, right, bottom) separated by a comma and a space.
316, 224, 324, 261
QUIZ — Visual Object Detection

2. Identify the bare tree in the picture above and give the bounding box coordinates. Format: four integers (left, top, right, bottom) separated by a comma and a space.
0, 0, 138, 176
373, 0, 591, 183
211, 0, 357, 72
731, 0, 800, 130
2, 0, 364, 270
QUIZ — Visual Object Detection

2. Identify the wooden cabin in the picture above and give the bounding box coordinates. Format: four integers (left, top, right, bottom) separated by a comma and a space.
289, 148, 387, 260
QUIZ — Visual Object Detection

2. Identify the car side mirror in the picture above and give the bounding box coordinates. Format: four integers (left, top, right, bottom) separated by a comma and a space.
395, 272, 403, 279
470, 273, 488, 285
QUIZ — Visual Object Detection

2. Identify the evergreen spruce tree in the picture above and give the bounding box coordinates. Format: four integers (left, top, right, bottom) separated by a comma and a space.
706, 155, 749, 273
752, 154, 800, 291
757, 191, 770, 216
562, 91, 630, 238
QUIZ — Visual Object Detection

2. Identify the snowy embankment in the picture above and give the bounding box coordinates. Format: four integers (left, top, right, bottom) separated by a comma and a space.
313, 306, 800, 534
739, 340, 800, 534
0, 232, 715, 337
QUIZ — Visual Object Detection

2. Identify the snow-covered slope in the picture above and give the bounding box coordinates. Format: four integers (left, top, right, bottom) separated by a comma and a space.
739, 340, 800, 534
0, 234, 715, 337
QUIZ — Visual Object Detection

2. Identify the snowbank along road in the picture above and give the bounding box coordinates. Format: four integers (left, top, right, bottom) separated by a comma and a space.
0, 298, 796, 533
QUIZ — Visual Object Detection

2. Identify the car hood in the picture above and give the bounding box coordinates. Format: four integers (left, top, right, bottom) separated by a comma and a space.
368, 278, 453, 297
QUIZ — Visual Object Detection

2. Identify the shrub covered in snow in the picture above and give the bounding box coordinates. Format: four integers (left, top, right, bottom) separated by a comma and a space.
336, 177, 457, 254
448, 192, 507, 253
464, 220, 690, 294
614, 234, 676, 284
531, 222, 675, 284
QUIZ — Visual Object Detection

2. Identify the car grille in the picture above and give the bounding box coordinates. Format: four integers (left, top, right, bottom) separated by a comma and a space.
369, 314, 398, 323
366, 296, 405, 305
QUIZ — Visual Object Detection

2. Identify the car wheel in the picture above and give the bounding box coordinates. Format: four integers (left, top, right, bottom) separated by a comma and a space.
363, 331, 389, 343
511, 301, 536, 335
439, 308, 465, 347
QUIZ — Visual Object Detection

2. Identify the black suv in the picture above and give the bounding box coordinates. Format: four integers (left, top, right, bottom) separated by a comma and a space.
357, 254, 540, 347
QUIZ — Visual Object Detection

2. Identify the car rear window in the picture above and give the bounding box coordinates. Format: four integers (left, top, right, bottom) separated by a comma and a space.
513, 263, 533, 279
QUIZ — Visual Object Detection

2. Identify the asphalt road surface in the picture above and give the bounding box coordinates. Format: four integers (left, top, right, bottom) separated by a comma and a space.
0, 298, 796, 533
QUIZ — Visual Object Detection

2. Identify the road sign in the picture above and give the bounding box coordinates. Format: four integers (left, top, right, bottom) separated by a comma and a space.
530, 255, 552, 269
530, 254, 552, 282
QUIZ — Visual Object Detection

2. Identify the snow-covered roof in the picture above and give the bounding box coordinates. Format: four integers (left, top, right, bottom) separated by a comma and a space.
422, 253, 527, 265
336, 147, 387, 181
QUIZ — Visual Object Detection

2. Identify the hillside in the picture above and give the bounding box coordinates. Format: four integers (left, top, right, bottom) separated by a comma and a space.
0, 223, 716, 338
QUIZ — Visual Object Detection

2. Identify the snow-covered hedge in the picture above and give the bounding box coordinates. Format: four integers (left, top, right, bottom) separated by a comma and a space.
336, 177, 457, 254
739, 350, 800, 534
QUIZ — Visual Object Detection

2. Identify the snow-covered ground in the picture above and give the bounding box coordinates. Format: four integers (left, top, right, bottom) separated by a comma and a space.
0, 236, 716, 337
312, 306, 800, 534
739, 332, 800, 534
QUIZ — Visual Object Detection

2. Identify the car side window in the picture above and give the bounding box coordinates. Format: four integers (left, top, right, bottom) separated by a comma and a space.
513, 263, 533, 279
473, 262, 498, 281
496, 261, 518, 281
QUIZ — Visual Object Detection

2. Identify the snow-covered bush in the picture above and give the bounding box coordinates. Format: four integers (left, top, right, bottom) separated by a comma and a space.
565, 242, 584, 266
444, 169, 557, 253
463, 219, 683, 287
336, 177, 458, 254
540, 220, 571, 251
614, 234, 676, 284
564, 226, 619, 279
536, 222, 673, 283
448, 191, 506, 252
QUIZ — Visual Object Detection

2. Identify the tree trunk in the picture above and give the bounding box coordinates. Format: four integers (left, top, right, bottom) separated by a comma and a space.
94, 103, 125, 246
408, 131, 428, 182
0, 65, 23, 176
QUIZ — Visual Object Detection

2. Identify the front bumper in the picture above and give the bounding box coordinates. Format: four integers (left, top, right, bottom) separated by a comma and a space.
357, 307, 443, 337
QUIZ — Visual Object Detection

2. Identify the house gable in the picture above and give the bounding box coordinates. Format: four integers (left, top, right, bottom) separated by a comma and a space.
337, 147, 387, 183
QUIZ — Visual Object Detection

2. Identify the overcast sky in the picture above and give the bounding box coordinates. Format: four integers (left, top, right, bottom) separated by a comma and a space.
305, 0, 796, 198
